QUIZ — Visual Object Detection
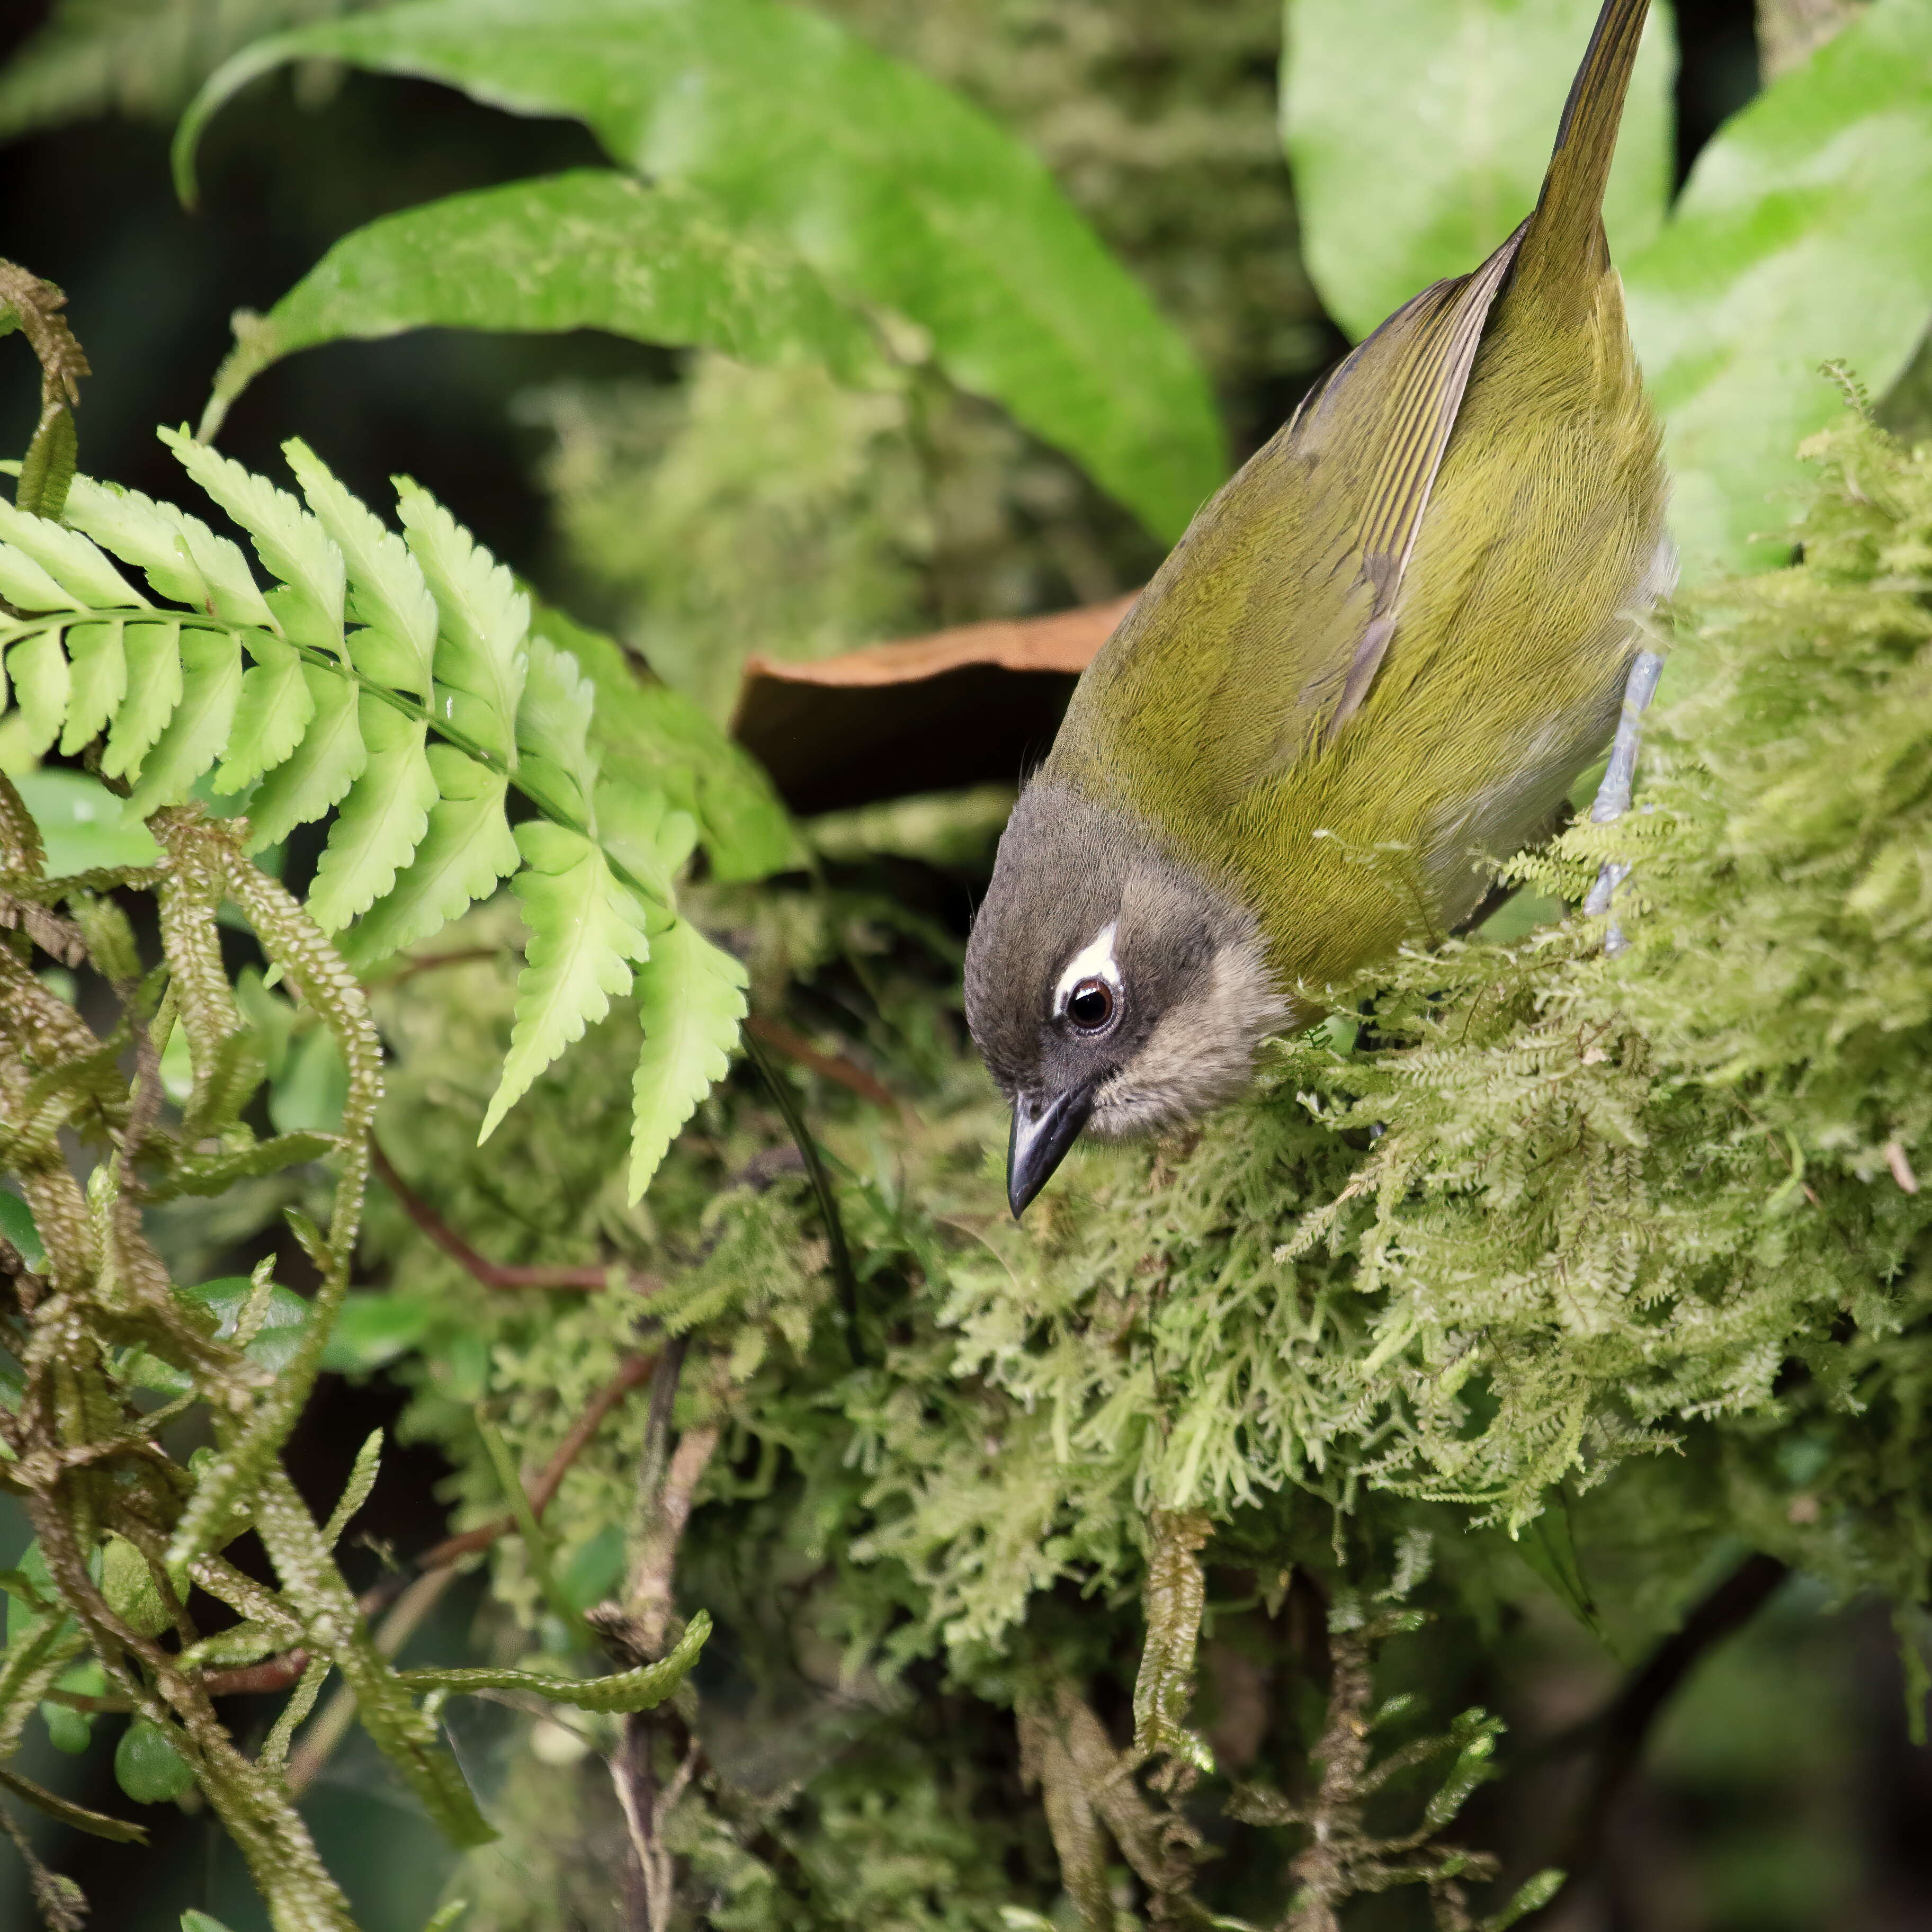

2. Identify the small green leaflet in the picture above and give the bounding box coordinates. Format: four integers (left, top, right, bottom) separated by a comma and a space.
515, 634, 601, 826
215, 634, 315, 794
241, 665, 364, 852
395, 476, 528, 765
124, 628, 243, 819
339, 746, 519, 971
0, 496, 143, 609
284, 437, 437, 700
100, 621, 184, 782
160, 424, 346, 652
304, 698, 437, 932
60, 620, 127, 756
481, 822, 653, 1142
629, 918, 748, 1201
8, 627, 69, 756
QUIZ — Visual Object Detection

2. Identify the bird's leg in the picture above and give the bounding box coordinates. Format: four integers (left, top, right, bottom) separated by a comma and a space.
1581, 647, 1666, 954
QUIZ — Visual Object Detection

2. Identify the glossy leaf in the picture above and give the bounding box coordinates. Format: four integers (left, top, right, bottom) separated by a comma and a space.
200, 171, 880, 439
11, 768, 158, 873
177, 0, 1225, 540
1622, 0, 1932, 572
1281, 0, 1677, 340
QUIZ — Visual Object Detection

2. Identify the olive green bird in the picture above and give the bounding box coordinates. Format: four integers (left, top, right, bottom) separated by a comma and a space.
966, 0, 1670, 1215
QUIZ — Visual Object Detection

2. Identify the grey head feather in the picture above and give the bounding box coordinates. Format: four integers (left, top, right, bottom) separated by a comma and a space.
965, 782, 1290, 1147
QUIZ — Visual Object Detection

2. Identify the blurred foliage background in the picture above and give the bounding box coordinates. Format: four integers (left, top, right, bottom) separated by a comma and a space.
4, 1, 1932, 1929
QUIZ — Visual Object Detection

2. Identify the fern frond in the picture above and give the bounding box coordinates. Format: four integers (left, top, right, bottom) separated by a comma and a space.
338, 747, 518, 972
0, 434, 771, 1191
241, 667, 364, 852
304, 701, 437, 932
395, 475, 527, 764
283, 437, 435, 700
60, 620, 127, 756
97, 620, 183, 780
162, 425, 345, 654
481, 823, 654, 1142
214, 634, 315, 794
628, 918, 748, 1202
124, 629, 241, 817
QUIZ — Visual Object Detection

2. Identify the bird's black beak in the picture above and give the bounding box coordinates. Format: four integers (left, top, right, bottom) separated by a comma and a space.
1008, 1085, 1096, 1218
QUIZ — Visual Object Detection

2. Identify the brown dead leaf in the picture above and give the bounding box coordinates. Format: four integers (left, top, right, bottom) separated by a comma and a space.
731, 594, 1133, 816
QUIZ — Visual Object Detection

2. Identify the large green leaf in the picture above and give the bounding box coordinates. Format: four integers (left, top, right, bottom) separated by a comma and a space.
1280, 0, 1676, 342
176, 0, 1225, 541
198, 171, 881, 439
1622, 0, 1932, 573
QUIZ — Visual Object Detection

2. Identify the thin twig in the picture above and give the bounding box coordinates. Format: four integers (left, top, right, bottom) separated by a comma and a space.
364, 945, 506, 985
371, 1139, 662, 1293
416, 1352, 657, 1570
601, 1339, 721, 1932
742, 1031, 865, 1366
745, 1014, 901, 1116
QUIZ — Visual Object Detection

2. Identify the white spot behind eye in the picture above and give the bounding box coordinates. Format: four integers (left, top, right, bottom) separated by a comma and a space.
1053, 922, 1120, 1016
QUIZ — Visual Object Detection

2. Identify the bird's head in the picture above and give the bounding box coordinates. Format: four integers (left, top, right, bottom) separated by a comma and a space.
964, 782, 1289, 1216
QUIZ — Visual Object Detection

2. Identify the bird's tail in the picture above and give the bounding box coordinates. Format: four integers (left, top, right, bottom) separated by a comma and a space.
1514, 0, 1653, 310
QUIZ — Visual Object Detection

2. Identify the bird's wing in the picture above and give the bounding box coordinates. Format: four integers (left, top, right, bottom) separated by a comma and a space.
1053, 229, 1528, 811
1289, 225, 1525, 743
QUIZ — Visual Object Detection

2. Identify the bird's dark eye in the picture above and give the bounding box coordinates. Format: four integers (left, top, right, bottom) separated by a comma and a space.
1066, 977, 1115, 1033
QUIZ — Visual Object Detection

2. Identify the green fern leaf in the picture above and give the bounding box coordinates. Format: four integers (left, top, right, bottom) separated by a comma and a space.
394, 476, 526, 764
515, 634, 598, 825
480, 821, 652, 1141
628, 917, 746, 1199
7, 627, 70, 756
0, 535, 81, 611
213, 634, 315, 794
63, 475, 271, 629
60, 620, 126, 755
593, 780, 696, 905
240, 666, 364, 853
124, 629, 243, 816
99, 621, 183, 782
161, 425, 345, 654
283, 438, 437, 701
339, 745, 518, 971
0, 498, 144, 609
304, 697, 436, 931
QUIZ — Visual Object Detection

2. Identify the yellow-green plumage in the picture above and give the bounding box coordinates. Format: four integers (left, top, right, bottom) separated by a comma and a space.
968, 0, 1669, 1213
1043, 0, 1665, 999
